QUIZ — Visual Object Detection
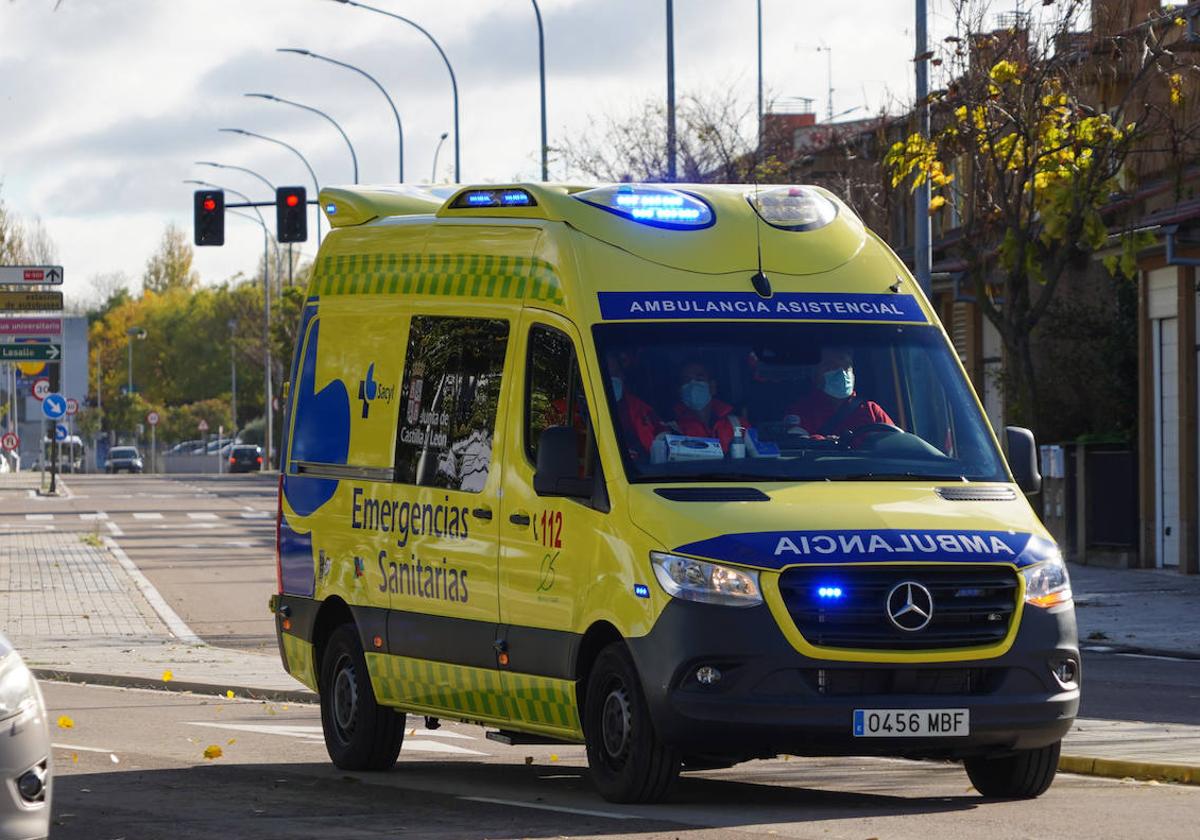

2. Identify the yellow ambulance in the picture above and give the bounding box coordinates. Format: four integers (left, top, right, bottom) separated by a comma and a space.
271, 182, 1078, 803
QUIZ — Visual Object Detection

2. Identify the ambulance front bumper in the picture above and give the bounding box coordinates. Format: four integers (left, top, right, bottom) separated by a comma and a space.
627, 599, 1079, 760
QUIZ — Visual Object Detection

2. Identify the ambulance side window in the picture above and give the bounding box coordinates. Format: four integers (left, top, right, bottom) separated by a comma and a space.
395, 315, 510, 492
526, 325, 594, 478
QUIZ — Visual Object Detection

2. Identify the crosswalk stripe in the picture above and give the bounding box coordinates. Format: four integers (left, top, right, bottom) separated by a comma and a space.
25, 513, 54, 521
132, 512, 164, 520
188, 512, 219, 520
240, 511, 271, 519
79, 512, 108, 521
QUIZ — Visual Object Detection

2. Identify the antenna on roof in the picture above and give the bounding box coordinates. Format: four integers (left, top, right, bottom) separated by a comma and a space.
750, 180, 772, 299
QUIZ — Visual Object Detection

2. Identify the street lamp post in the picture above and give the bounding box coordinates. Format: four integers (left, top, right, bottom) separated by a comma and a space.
330, 0, 461, 182
532, 0, 548, 181
125, 326, 146, 397
228, 318, 238, 437
245, 93, 359, 184
184, 180, 274, 470
219, 128, 323, 243
431, 132, 449, 182
278, 49, 400, 182
666, 0, 676, 182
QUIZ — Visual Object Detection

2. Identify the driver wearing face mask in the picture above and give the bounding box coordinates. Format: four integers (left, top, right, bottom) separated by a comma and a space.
672, 360, 746, 452
784, 347, 895, 437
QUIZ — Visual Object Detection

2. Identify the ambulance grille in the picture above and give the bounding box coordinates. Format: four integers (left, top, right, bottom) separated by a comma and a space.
777, 566, 1018, 651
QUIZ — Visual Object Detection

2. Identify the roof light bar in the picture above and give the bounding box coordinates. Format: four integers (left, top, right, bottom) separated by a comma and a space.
575, 185, 714, 230
450, 188, 536, 209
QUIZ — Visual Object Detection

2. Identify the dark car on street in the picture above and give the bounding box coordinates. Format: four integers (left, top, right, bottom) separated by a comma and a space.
105, 446, 143, 474
228, 444, 263, 473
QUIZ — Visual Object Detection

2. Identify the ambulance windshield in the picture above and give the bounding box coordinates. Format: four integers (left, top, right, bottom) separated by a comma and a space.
593, 322, 1007, 483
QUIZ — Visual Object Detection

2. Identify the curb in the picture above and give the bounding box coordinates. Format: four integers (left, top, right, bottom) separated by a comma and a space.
1060, 753, 1200, 786
1081, 643, 1200, 662
32, 668, 316, 705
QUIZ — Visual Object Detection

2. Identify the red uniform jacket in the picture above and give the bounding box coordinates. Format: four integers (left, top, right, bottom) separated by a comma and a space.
617, 391, 665, 458
785, 390, 894, 437
673, 398, 738, 451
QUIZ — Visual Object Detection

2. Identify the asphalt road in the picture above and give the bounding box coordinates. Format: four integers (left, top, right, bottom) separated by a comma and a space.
41, 681, 1200, 840
11, 473, 1200, 726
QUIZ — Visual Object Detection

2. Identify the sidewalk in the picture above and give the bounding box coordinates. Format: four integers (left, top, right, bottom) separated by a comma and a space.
1069, 561, 1200, 657
1, 498, 1198, 785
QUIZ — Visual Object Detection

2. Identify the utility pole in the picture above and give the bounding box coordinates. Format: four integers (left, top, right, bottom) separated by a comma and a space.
228, 319, 238, 436
666, 0, 677, 181
914, 0, 933, 297
757, 0, 763, 150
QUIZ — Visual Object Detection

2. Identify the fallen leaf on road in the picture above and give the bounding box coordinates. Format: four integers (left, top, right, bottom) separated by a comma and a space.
162, 670, 174, 683
525, 756, 534, 765
56, 715, 74, 729
226, 690, 235, 699
227, 738, 237, 745
549, 754, 558, 762
110, 754, 119, 764
203, 745, 223, 760
71, 754, 78, 764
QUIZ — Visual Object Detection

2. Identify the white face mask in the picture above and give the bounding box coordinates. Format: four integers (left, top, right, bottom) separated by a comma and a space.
822, 368, 854, 400
611, 376, 624, 402
680, 379, 712, 412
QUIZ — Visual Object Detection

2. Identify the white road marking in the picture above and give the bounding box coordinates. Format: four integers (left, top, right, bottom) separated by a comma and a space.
133, 512, 164, 520
188, 512, 219, 520
102, 535, 202, 645
105, 520, 124, 537
1115, 652, 1196, 663
240, 511, 271, 519
52, 743, 118, 754
157, 522, 221, 530
79, 512, 108, 521
184, 722, 485, 754
25, 513, 53, 521
459, 796, 635, 820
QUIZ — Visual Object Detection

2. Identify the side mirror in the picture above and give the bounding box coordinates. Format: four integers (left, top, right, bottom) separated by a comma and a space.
534, 426, 593, 498
1005, 426, 1041, 495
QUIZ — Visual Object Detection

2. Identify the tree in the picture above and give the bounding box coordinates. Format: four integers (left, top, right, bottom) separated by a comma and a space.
558, 88, 788, 183
142, 223, 199, 294
885, 1, 1200, 429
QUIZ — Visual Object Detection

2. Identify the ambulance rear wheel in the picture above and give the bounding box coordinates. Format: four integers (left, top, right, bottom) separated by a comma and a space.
319, 624, 405, 771
964, 741, 1060, 798
584, 643, 680, 803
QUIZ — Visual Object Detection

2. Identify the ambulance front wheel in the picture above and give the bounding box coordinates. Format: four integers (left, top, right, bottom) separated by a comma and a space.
583, 643, 681, 803
319, 624, 405, 771
964, 740, 1060, 798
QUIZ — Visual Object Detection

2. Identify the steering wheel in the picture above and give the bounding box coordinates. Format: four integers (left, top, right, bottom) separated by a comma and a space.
839, 422, 904, 448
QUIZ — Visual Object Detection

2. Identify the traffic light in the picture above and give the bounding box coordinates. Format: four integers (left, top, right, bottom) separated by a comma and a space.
193, 190, 225, 246
276, 186, 308, 243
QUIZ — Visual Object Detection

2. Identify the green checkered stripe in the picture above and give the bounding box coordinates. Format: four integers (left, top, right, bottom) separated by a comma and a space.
366, 652, 581, 736
313, 253, 564, 305
281, 633, 318, 691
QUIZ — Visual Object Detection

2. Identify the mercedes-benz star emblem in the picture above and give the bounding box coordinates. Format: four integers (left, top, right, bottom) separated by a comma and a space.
886, 581, 934, 632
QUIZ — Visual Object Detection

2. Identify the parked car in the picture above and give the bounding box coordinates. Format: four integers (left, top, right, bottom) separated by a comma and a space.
167, 439, 203, 455
105, 446, 143, 474
228, 444, 263, 473
0, 633, 51, 840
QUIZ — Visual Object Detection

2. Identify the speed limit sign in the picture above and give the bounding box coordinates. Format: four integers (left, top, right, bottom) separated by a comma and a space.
146, 411, 160, 427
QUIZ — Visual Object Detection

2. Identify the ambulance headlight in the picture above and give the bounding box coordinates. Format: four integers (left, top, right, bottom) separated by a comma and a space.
651, 552, 762, 607
1022, 550, 1072, 609
747, 186, 837, 231
0, 649, 38, 722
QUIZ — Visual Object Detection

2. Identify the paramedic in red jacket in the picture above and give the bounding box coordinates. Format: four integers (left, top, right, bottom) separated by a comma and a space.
672, 359, 742, 452
608, 353, 665, 460
785, 347, 895, 437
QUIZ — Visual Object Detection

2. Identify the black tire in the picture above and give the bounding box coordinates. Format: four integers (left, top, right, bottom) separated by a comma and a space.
965, 741, 1061, 798
319, 624, 405, 771
583, 643, 680, 803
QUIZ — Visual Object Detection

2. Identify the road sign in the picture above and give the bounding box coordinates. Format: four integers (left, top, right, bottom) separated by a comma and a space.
0, 317, 62, 336
147, 411, 160, 427
0, 343, 61, 362
197, 418, 209, 432
0, 291, 63, 312
0, 432, 17, 452
42, 393, 67, 420
31, 378, 50, 401
54, 423, 69, 442
66, 398, 79, 416
0, 266, 64, 285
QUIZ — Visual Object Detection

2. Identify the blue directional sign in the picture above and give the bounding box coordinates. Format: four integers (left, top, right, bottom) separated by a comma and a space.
42, 393, 67, 420
54, 423, 69, 442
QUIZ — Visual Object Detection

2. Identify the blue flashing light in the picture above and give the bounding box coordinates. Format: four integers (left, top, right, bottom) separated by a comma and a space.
816, 586, 844, 600
575, 184, 715, 230
451, 188, 538, 210
634, 583, 650, 599
324, 202, 338, 215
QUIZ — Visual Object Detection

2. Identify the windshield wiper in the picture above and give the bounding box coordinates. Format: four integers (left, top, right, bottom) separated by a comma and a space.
834, 472, 968, 482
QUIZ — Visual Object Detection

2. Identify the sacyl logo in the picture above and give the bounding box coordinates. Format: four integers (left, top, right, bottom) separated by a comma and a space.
357, 364, 394, 419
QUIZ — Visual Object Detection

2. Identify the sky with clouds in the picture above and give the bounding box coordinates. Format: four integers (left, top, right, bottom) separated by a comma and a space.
0, 0, 972, 303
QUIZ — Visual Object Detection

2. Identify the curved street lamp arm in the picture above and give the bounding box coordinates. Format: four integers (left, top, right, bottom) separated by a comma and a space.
218, 128, 322, 241
194, 161, 276, 195
246, 93, 359, 184
332, 0, 460, 182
